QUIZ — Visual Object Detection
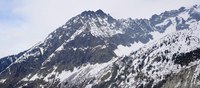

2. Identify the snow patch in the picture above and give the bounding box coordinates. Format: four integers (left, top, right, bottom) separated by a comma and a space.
30, 74, 41, 81
114, 42, 145, 57
39, 47, 44, 55
60, 58, 117, 87
155, 20, 170, 27
55, 26, 85, 52
0, 79, 6, 83
178, 11, 190, 20
85, 84, 93, 88
57, 68, 78, 82
63, 26, 67, 28
89, 17, 124, 37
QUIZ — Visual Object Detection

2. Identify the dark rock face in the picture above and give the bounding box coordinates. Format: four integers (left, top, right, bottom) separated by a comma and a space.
0, 51, 26, 72
173, 48, 200, 66
0, 5, 200, 88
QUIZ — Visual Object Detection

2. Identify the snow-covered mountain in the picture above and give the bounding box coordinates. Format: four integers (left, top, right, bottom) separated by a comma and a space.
0, 5, 200, 88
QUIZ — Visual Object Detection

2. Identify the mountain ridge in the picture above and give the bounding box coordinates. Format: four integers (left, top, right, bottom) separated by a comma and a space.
0, 5, 200, 88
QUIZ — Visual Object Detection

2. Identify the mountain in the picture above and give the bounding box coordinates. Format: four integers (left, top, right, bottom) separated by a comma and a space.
0, 5, 200, 88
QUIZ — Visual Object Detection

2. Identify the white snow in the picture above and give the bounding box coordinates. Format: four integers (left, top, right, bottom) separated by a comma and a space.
0, 79, 6, 83
40, 47, 44, 55
191, 5, 200, 14
150, 17, 177, 42
85, 84, 93, 88
21, 74, 31, 81
89, 17, 124, 37
73, 48, 77, 51
63, 25, 67, 28
57, 68, 78, 82
19, 83, 28, 88
67, 28, 84, 42
114, 42, 144, 57
30, 74, 41, 81
155, 20, 170, 27
116, 18, 200, 87
55, 26, 85, 52
2, 6, 200, 88
59, 35, 62, 39
15, 49, 41, 63
175, 80, 181, 88
90, 23, 123, 37
114, 20, 178, 57
59, 58, 117, 88
164, 22, 176, 33
178, 11, 190, 20
45, 34, 53, 41
42, 53, 55, 66
192, 63, 200, 86
56, 45, 64, 51
43, 66, 57, 81
150, 31, 164, 40
115, 16, 180, 57
42, 58, 117, 88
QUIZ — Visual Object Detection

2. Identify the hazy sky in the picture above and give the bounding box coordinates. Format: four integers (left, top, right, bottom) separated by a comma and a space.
0, 0, 199, 58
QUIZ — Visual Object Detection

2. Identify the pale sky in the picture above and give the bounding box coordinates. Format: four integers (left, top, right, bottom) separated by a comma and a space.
0, 0, 199, 58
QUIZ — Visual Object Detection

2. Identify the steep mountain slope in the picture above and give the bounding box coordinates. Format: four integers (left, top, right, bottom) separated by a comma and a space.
104, 22, 200, 88
60, 5, 200, 88
0, 9, 154, 88
0, 5, 199, 88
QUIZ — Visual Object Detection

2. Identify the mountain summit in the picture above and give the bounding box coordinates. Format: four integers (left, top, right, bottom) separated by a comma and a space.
80, 9, 107, 17
0, 5, 200, 88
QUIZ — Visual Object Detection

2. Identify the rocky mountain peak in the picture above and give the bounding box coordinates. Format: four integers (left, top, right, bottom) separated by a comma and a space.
79, 9, 110, 19
95, 9, 105, 15
0, 5, 200, 88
